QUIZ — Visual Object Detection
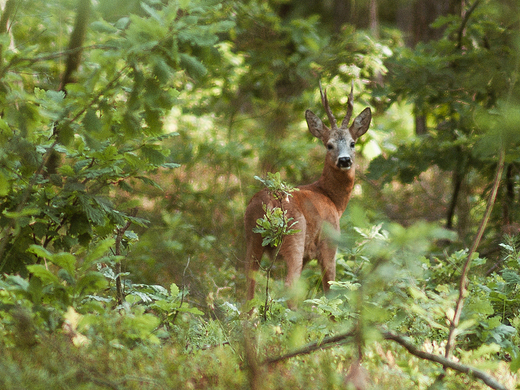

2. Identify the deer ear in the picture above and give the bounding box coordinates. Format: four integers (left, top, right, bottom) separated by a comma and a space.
350, 107, 371, 140
306, 110, 328, 140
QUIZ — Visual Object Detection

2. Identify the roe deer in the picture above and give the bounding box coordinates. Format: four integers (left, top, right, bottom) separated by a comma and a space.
244, 84, 371, 305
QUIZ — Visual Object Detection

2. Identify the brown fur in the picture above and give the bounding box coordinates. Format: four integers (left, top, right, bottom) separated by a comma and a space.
244, 86, 371, 304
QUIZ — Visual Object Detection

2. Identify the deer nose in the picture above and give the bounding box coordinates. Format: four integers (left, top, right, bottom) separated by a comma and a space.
337, 156, 352, 169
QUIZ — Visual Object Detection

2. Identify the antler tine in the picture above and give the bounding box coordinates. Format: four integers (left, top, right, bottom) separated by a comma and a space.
319, 81, 337, 129
341, 80, 355, 129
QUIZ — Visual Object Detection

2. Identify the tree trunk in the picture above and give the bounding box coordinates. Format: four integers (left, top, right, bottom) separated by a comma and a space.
446, 169, 463, 230
415, 115, 427, 135
332, 0, 352, 34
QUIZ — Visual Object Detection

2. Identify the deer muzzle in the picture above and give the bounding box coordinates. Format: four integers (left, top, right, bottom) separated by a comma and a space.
337, 156, 352, 169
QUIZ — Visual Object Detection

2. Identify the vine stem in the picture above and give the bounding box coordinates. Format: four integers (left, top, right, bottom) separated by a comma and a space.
444, 147, 505, 360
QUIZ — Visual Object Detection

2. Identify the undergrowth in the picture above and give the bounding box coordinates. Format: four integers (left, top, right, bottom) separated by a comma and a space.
0, 224, 519, 389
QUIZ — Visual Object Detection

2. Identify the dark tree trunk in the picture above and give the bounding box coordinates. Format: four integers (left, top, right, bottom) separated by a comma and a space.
502, 164, 515, 232
332, 0, 352, 34
446, 168, 463, 230
415, 115, 427, 135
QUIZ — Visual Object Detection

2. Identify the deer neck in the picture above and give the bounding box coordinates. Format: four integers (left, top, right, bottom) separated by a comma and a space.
315, 163, 355, 213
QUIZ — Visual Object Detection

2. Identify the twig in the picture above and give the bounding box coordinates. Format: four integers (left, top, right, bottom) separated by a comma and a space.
382, 331, 508, 390
445, 148, 505, 359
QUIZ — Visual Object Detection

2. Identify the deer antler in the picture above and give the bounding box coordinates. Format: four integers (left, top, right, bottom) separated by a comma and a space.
341, 80, 355, 129
319, 81, 337, 129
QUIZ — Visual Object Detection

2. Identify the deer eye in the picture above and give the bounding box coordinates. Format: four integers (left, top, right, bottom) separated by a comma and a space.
350, 141, 355, 148
327, 143, 334, 150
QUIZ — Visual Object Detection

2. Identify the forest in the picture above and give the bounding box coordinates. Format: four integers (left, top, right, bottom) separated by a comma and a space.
0, 0, 519, 389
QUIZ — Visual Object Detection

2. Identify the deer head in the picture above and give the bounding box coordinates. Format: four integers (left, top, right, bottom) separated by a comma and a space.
305, 82, 371, 171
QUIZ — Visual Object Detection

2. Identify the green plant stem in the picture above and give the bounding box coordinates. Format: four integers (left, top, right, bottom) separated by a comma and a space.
445, 148, 505, 360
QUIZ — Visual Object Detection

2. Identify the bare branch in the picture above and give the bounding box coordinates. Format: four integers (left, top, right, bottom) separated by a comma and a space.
265, 329, 356, 365
382, 331, 508, 390
263, 327, 508, 390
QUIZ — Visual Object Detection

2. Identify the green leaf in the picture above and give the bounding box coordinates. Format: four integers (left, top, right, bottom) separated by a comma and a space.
179, 53, 207, 78
51, 252, 76, 276
90, 20, 118, 34
161, 162, 180, 169
510, 354, 520, 372
27, 264, 61, 285
83, 109, 102, 133
27, 245, 53, 260
140, 145, 168, 165
0, 169, 10, 196
75, 272, 108, 296
138, 176, 163, 190
83, 238, 115, 270
5, 275, 29, 291
141, 2, 162, 23
170, 283, 180, 298
175, 303, 203, 315
3, 208, 40, 219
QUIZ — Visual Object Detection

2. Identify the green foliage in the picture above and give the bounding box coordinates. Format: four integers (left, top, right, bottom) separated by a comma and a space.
0, 1, 519, 389
0, 0, 230, 366
252, 172, 300, 248
368, 0, 520, 239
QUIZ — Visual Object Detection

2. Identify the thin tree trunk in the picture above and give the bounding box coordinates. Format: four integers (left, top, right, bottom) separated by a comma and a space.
446, 168, 463, 230
415, 114, 427, 135
502, 164, 515, 232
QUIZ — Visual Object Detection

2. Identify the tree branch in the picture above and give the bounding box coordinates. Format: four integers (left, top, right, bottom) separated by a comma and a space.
59, 0, 92, 91
382, 331, 508, 390
264, 327, 508, 390
264, 329, 356, 365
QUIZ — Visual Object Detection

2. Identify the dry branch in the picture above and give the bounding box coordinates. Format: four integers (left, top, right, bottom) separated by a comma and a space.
264, 329, 356, 365
382, 331, 508, 390
263, 328, 508, 390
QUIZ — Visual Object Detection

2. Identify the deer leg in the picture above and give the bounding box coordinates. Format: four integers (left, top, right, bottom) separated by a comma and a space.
280, 232, 306, 309
284, 255, 303, 310
245, 234, 264, 303
318, 243, 337, 293
284, 255, 304, 290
